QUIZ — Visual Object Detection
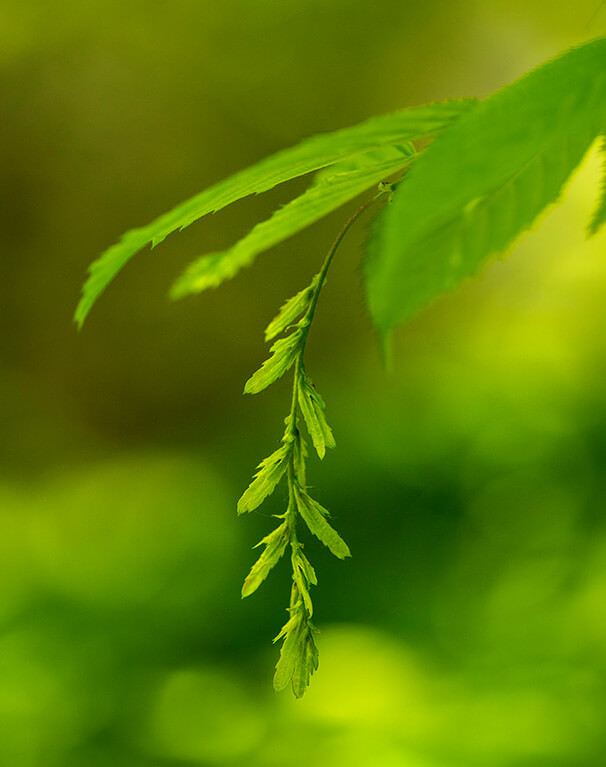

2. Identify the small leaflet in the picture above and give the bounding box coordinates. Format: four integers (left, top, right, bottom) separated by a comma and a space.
241, 522, 289, 597
293, 554, 314, 616
273, 608, 305, 692
244, 330, 302, 395
264, 274, 320, 341
273, 599, 320, 697
297, 372, 336, 459
237, 444, 289, 514
295, 487, 351, 559
296, 550, 318, 587
290, 628, 319, 699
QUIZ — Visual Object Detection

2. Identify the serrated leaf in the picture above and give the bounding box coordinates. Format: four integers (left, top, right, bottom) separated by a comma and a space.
295, 487, 351, 559
589, 135, 606, 236
292, 550, 317, 616
273, 609, 305, 692
296, 550, 318, 587
243, 330, 302, 395
237, 444, 289, 514
264, 274, 320, 342
75, 99, 476, 326
290, 628, 319, 699
293, 426, 308, 486
241, 522, 289, 598
170, 151, 416, 299
311, 143, 415, 187
365, 36, 606, 333
297, 372, 335, 459
293, 562, 314, 616
273, 603, 319, 697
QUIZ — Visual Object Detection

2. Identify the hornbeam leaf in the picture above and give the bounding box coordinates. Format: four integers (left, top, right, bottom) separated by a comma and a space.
295, 487, 351, 559
243, 330, 303, 394
237, 444, 289, 514
241, 522, 289, 597
589, 136, 606, 236
297, 372, 335, 459
365, 36, 606, 333
169, 151, 416, 299
75, 99, 476, 326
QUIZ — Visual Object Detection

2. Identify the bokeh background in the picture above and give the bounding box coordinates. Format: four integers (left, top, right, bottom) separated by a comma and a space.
2, 1, 606, 765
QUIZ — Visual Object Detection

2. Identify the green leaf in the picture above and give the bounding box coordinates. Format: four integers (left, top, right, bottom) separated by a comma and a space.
295, 487, 351, 559
296, 550, 318, 587
365, 36, 606, 333
310, 144, 414, 187
292, 425, 308, 486
243, 330, 303, 395
290, 627, 319, 699
241, 522, 289, 598
292, 549, 318, 616
264, 274, 320, 342
273, 609, 305, 692
169, 150, 416, 299
75, 99, 476, 326
273, 602, 319, 697
292, 560, 314, 616
297, 371, 335, 459
237, 444, 289, 514
589, 135, 606, 236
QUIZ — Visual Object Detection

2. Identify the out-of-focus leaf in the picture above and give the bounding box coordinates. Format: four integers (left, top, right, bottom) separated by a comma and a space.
365, 36, 606, 334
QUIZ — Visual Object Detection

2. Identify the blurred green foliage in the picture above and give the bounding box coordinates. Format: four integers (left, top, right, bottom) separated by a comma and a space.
2, 1, 606, 764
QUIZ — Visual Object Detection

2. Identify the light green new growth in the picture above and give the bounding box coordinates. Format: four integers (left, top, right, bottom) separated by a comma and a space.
238, 191, 385, 697
77, 35, 606, 697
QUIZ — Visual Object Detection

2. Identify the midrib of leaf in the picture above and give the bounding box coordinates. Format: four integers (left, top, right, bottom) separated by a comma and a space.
75, 99, 476, 326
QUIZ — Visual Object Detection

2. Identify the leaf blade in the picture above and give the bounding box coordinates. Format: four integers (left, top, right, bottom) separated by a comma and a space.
243, 330, 302, 395
241, 521, 289, 598
170, 151, 416, 299
237, 444, 289, 514
264, 274, 320, 342
297, 372, 335, 459
295, 487, 351, 559
273, 610, 305, 692
365, 37, 606, 333
75, 99, 477, 326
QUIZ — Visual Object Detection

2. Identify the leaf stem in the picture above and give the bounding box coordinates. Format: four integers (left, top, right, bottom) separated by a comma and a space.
298, 187, 389, 357
282, 186, 389, 620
